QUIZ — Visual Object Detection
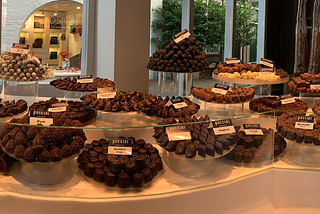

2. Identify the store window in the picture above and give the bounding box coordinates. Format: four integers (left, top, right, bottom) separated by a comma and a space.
19, 3, 83, 70
234, 0, 258, 64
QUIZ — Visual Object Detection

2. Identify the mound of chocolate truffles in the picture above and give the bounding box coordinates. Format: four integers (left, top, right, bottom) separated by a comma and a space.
213, 62, 288, 78
191, 86, 255, 103
0, 50, 52, 81
224, 129, 286, 163
0, 99, 27, 117
287, 73, 320, 93
146, 37, 210, 72
153, 114, 238, 158
29, 97, 96, 123
276, 112, 320, 145
249, 97, 308, 116
81, 91, 200, 118
50, 77, 115, 92
0, 117, 86, 163
77, 137, 163, 188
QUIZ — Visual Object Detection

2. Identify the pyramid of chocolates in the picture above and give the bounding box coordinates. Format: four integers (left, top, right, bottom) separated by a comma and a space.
77, 137, 163, 188
146, 37, 210, 72
191, 86, 255, 103
249, 97, 308, 116
153, 115, 238, 158
224, 129, 287, 163
287, 73, 320, 93
50, 77, 115, 92
0, 116, 87, 163
276, 112, 320, 145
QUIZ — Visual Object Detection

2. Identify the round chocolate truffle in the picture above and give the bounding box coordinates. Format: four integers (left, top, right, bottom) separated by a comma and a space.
13, 144, 25, 159
37, 149, 50, 163
50, 147, 62, 162
110, 159, 124, 175
23, 147, 36, 162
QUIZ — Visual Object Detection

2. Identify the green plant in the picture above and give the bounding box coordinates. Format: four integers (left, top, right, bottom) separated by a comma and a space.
151, 0, 257, 57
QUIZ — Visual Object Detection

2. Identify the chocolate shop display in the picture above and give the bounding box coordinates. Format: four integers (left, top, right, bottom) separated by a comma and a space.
153, 115, 237, 159
50, 77, 116, 92
287, 73, 320, 93
0, 147, 16, 172
276, 112, 320, 145
0, 116, 87, 163
0, 50, 53, 81
77, 137, 163, 188
312, 103, 320, 114
191, 86, 255, 103
0, 99, 28, 117
29, 97, 96, 123
224, 129, 287, 163
146, 37, 210, 73
81, 91, 200, 118
249, 97, 308, 115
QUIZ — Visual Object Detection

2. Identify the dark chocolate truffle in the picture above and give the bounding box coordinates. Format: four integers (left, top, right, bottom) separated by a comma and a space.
141, 168, 153, 183
93, 168, 105, 183
118, 172, 131, 188
104, 172, 117, 187
132, 173, 145, 188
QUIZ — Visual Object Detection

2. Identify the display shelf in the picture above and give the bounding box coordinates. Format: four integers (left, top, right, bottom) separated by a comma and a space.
212, 73, 289, 85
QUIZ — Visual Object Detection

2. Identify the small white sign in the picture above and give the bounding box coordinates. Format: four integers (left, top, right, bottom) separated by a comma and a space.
167, 131, 191, 141
51, 103, 68, 107
225, 58, 240, 64
259, 58, 274, 68
244, 129, 263, 135
212, 87, 228, 95
310, 85, 320, 89
97, 92, 116, 99
281, 98, 295, 105
77, 78, 93, 83
213, 126, 235, 135
108, 146, 132, 155
11, 43, 30, 54
48, 106, 67, 112
173, 102, 188, 109
295, 122, 314, 130
173, 29, 191, 43
259, 72, 275, 77
30, 117, 53, 126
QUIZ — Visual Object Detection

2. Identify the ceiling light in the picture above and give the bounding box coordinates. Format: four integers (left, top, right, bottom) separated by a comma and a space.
77, 6, 81, 9
54, 13, 57, 16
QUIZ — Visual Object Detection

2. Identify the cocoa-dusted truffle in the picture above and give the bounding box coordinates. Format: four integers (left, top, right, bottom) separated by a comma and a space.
32, 134, 45, 146
37, 149, 50, 163
1, 134, 11, 147
14, 132, 26, 145
70, 141, 80, 154
49, 147, 62, 162
9, 127, 20, 138
5, 139, 18, 153
26, 127, 39, 141
23, 147, 36, 162
51, 129, 64, 143
13, 144, 25, 159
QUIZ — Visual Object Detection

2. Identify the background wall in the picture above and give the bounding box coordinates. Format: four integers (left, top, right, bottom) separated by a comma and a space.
1, 0, 82, 52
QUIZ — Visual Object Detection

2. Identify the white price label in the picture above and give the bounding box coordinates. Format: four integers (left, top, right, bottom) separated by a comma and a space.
167, 131, 191, 141
30, 117, 53, 126
173, 102, 188, 109
77, 78, 93, 83
281, 98, 295, 105
173, 29, 191, 43
295, 122, 314, 130
244, 129, 263, 135
310, 85, 320, 89
97, 92, 116, 99
108, 146, 132, 155
211, 88, 228, 95
48, 107, 67, 112
213, 126, 235, 135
